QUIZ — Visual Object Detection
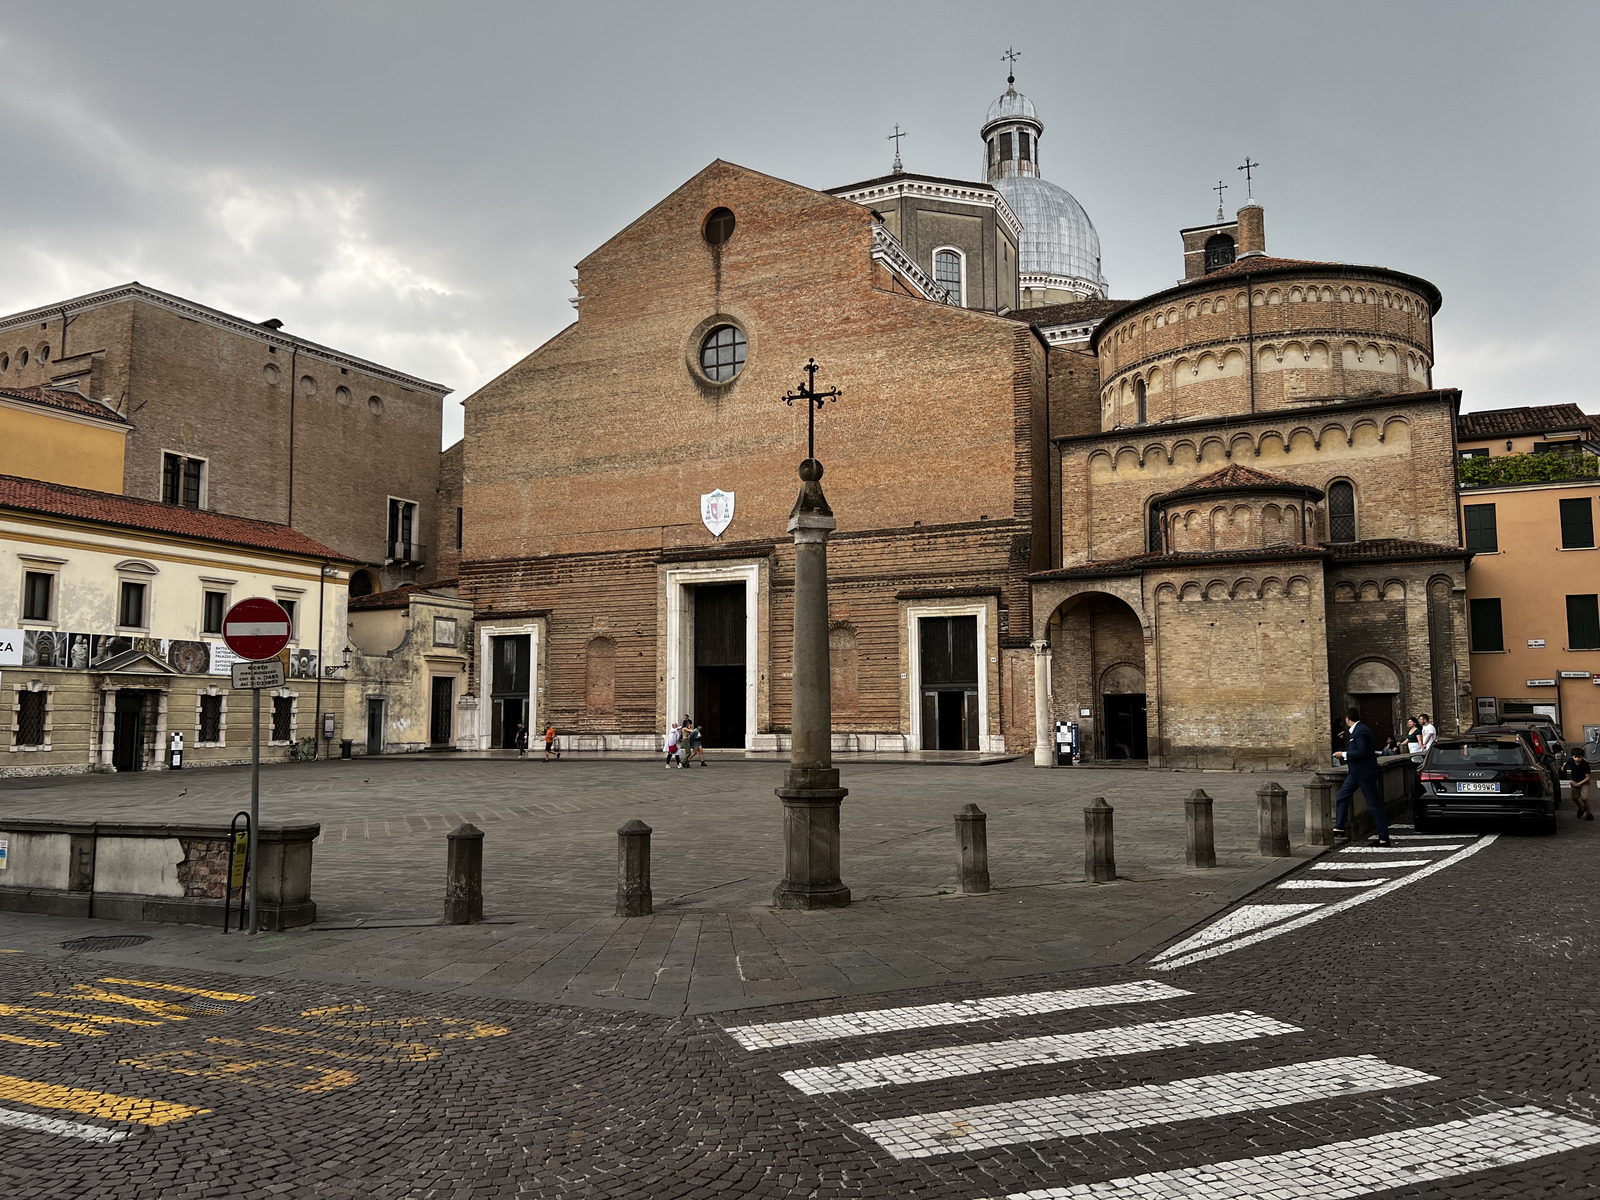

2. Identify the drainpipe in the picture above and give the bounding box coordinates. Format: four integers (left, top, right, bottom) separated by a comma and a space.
287, 344, 299, 526
313, 558, 327, 761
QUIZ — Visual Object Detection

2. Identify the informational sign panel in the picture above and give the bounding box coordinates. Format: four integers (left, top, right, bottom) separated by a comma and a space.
223, 598, 292, 661
232, 659, 286, 690
0, 629, 21, 667
0, 837, 8, 870
1526, 679, 1558, 688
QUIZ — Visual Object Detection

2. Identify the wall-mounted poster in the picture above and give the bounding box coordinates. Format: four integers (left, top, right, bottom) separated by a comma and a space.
67, 633, 91, 669
23, 630, 68, 667
90, 635, 133, 666
289, 648, 318, 679
433, 617, 458, 648
165, 640, 211, 675
207, 641, 246, 675
0, 629, 24, 667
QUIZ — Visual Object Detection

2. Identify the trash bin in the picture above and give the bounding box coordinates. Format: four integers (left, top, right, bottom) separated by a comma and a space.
340, 739, 353, 760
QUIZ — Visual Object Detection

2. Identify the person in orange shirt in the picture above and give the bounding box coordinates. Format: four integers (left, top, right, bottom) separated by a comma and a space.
543, 723, 560, 761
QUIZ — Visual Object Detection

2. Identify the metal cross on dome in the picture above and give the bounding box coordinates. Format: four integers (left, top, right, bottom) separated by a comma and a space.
887, 123, 907, 173
782, 359, 842, 463
1213, 179, 1229, 220
1002, 46, 1021, 81
1237, 156, 1262, 199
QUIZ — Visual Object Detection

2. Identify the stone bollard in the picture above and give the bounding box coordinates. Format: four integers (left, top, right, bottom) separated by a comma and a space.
444, 823, 484, 925
616, 819, 653, 917
1257, 782, 1291, 857
1084, 797, 1116, 883
1303, 777, 1334, 846
955, 803, 991, 894
1185, 788, 1216, 868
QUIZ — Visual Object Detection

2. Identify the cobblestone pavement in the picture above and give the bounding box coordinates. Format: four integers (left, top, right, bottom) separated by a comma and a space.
0, 803, 1594, 1197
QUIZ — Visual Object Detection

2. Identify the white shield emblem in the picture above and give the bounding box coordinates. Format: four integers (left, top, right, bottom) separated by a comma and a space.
700, 489, 735, 537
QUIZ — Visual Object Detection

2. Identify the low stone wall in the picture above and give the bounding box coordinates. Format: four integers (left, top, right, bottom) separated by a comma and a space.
1315, 754, 1417, 838
0, 819, 318, 930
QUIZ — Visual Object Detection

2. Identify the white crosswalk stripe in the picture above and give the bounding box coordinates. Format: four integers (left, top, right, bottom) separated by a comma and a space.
976, 1106, 1600, 1199
780, 1010, 1300, 1095
1337, 844, 1455, 854
0, 1105, 129, 1144
724, 980, 1189, 1050
852, 1055, 1436, 1159
1276, 877, 1384, 889
1311, 858, 1430, 869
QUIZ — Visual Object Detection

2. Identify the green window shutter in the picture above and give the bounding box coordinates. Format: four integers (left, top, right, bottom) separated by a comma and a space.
1469, 598, 1504, 652
1464, 504, 1498, 552
1560, 497, 1595, 549
1568, 594, 1600, 650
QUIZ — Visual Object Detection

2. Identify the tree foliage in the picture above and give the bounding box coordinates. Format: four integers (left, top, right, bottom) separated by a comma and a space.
1458, 451, 1599, 488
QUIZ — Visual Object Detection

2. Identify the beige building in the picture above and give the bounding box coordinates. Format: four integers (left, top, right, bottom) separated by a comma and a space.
1, 473, 352, 775
0, 383, 130, 492
1456, 404, 1600, 743
345, 583, 473, 755
0, 282, 452, 597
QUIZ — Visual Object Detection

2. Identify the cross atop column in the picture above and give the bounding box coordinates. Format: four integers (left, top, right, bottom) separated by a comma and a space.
1237, 156, 1261, 199
1002, 46, 1021, 83
887, 123, 907, 174
782, 358, 843, 464
1212, 179, 1229, 220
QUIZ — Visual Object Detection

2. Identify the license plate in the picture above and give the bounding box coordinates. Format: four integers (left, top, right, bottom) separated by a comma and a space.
1456, 781, 1501, 793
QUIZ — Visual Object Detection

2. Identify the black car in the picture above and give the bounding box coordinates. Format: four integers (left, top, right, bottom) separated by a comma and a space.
1466, 723, 1562, 781
1417, 735, 1556, 833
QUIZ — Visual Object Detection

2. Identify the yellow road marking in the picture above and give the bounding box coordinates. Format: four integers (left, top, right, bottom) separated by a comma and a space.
0, 1033, 62, 1048
207, 1034, 438, 1064
0, 1003, 162, 1037
298, 1004, 509, 1040
35, 986, 200, 1022
98, 978, 256, 1003
0, 1073, 208, 1127
0, 949, 21, 954
120, 1049, 357, 1095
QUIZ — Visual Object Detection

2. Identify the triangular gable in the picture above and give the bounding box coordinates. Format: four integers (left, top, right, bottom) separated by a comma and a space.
93, 649, 178, 675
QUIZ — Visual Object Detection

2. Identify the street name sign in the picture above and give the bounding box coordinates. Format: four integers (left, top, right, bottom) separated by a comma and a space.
1526, 678, 1557, 687
223, 597, 292, 660
232, 659, 286, 690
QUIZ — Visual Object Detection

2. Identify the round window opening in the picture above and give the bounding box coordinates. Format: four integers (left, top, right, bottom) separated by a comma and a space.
703, 207, 736, 246
699, 324, 747, 382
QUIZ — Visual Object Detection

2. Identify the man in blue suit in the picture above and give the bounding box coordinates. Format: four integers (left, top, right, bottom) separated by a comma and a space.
1335, 706, 1391, 845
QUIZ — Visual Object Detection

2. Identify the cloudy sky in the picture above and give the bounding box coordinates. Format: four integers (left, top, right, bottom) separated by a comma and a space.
1, 2, 1594, 447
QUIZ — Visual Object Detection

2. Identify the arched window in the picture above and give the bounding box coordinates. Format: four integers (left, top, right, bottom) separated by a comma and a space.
348, 569, 376, 598
1204, 233, 1236, 273
933, 248, 964, 306
1134, 378, 1147, 424
1148, 505, 1164, 553
1328, 481, 1357, 543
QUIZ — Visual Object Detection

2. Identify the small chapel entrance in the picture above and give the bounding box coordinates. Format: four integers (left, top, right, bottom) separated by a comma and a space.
489, 634, 531, 749
1042, 591, 1151, 763
919, 615, 980, 750
1101, 664, 1149, 760
1346, 660, 1402, 748
113, 689, 150, 772
692, 583, 746, 747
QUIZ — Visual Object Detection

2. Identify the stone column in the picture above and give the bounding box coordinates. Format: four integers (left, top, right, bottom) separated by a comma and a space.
615, 820, 653, 917
1032, 639, 1054, 767
773, 459, 850, 910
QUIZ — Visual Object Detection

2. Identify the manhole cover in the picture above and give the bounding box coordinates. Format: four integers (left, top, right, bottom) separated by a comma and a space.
57, 935, 152, 952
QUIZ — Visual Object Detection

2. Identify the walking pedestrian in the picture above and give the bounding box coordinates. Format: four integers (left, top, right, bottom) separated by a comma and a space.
514, 722, 528, 759
1567, 746, 1593, 820
1334, 705, 1390, 845
1403, 716, 1422, 753
543, 723, 560, 762
687, 718, 706, 766
664, 722, 681, 769
1419, 713, 1438, 751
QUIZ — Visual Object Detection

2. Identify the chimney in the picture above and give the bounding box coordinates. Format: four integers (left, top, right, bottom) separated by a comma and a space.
1237, 202, 1266, 258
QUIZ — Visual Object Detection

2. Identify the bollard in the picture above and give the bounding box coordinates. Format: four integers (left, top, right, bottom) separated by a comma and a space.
444, 823, 484, 925
954, 803, 991, 894
1184, 788, 1216, 868
1257, 781, 1291, 857
616, 819, 653, 917
1084, 797, 1116, 883
1303, 777, 1334, 846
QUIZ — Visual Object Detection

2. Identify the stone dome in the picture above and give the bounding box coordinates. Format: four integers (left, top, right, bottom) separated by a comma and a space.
984, 83, 1038, 128
994, 174, 1107, 296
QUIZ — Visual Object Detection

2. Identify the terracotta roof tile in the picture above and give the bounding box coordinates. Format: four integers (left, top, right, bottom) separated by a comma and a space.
1456, 404, 1598, 440
349, 583, 459, 611
0, 474, 354, 561
1029, 536, 1469, 581
1156, 464, 1325, 504
0, 384, 130, 425
1002, 299, 1130, 328
1201, 255, 1330, 277
1324, 537, 1470, 561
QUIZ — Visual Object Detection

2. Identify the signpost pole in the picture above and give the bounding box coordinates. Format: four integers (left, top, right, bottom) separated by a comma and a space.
249, 686, 261, 935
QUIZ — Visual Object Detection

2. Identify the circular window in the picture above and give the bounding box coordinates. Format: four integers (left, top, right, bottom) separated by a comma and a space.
368, 394, 384, 415
38, 344, 50, 362
335, 385, 351, 406
299, 375, 316, 397
263, 363, 280, 384
18, 349, 29, 368
703, 207, 736, 246
699, 325, 747, 382
0, 354, 9, 372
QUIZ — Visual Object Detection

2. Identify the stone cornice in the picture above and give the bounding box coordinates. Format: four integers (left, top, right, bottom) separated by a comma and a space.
0, 283, 451, 395
1102, 325, 1435, 385
835, 177, 1024, 242
871, 226, 954, 305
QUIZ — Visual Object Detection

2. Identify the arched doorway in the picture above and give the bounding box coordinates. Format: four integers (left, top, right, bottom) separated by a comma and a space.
1346, 659, 1401, 746
1100, 663, 1148, 760
1043, 590, 1150, 763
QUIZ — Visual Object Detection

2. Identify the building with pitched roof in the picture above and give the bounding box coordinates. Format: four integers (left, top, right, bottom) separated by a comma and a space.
0, 474, 354, 775
0, 383, 131, 492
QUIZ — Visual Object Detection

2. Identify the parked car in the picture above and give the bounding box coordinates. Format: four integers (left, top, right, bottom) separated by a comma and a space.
1495, 716, 1570, 770
1417, 735, 1557, 833
1467, 723, 1562, 781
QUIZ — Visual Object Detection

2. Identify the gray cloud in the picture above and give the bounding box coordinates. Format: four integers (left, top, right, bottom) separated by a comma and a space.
2, 0, 1594, 448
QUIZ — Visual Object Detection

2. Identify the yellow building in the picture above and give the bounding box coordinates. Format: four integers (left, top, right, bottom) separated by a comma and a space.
0, 383, 129, 491
1457, 405, 1600, 744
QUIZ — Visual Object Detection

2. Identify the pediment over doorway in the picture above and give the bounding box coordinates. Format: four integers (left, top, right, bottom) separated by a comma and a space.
93, 650, 178, 676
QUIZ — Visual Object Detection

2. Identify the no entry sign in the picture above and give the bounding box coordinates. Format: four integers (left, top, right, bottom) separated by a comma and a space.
223, 597, 292, 661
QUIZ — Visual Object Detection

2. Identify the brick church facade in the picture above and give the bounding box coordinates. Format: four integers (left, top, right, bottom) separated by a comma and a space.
458, 76, 1472, 767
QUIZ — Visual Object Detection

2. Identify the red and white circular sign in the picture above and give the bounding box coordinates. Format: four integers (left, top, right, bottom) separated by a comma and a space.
223, 597, 292, 661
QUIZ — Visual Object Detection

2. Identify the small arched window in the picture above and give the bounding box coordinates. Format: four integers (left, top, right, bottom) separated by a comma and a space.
1148, 505, 1164, 553
933, 249, 964, 306
1204, 234, 1236, 273
1328, 481, 1357, 543
1134, 378, 1147, 424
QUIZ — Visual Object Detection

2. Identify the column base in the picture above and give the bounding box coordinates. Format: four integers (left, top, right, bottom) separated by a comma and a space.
772, 879, 852, 910
773, 780, 849, 910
